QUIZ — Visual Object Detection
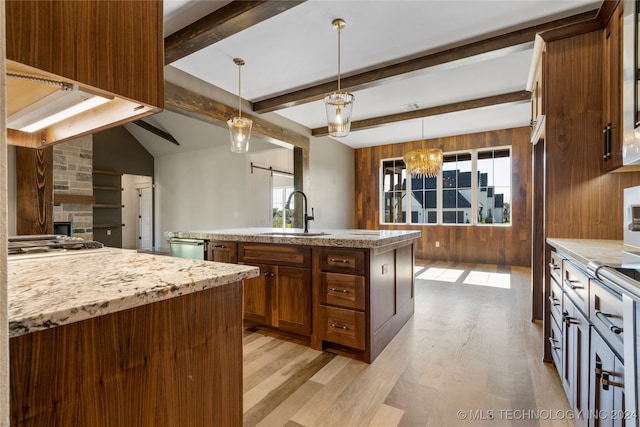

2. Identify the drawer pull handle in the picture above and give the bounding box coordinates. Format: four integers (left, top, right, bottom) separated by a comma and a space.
329, 258, 350, 264
548, 337, 560, 351
329, 287, 350, 294
211, 245, 226, 249
548, 262, 560, 270
564, 279, 583, 290
330, 322, 350, 330
548, 296, 560, 307
562, 311, 576, 328
595, 310, 623, 335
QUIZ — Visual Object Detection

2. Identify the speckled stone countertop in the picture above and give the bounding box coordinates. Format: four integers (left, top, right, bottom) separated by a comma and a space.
547, 238, 640, 299
8, 248, 259, 338
165, 228, 421, 249
546, 238, 638, 268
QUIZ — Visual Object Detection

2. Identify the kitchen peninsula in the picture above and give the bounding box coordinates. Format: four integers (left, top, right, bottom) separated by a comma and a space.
166, 228, 421, 363
8, 248, 259, 427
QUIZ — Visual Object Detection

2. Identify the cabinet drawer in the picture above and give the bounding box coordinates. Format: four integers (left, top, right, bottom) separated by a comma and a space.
319, 248, 366, 275
549, 276, 563, 329
320, 306, 365, 350
209, 241, 237, 263
550, 318, 562, 373
590, 279, 624, 357
238, 243, 311, 268
562, 261, 589, 315
321, 272, 365, 310
549, 250, 563, 284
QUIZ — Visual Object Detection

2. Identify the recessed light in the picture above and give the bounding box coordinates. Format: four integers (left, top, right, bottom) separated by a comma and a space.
400, 102, 420, 111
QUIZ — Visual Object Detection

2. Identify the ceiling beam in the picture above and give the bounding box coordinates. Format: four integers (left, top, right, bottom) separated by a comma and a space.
165, 1, 306, 65
311, 90, 531, 137
253, 10, 597, 114
132, 120, 180, 145
164, 81, 309, 150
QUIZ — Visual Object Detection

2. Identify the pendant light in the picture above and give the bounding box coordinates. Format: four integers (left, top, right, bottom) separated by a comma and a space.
403, 121, 443, 178
228, 58, 252, 153
324, 18, 354, 137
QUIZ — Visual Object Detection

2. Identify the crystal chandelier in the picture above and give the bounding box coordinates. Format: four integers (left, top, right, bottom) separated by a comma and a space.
403, 121, 443, 178
324, 18, 354, 137
228, 58, 252, 153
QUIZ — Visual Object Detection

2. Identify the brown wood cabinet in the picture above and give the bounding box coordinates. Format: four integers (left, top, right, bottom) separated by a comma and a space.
603, 1, 624, 171
5, 0, 164, 147
239, 243, 312, 336
210, 241, 238, 263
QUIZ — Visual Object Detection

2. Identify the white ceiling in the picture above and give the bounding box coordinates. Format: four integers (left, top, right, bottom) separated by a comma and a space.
137, 0, 602, 155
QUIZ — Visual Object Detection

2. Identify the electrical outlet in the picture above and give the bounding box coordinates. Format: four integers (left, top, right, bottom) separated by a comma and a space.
107, 229, 112, 236
381, 263, 388, 275
435, 241, 440, 248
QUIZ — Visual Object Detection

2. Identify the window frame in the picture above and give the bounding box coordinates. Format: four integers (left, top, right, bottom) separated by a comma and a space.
379, 146, 512, 227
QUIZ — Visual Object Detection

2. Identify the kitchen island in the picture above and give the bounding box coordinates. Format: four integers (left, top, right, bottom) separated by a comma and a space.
8, 248, 259, 427
166, 228, 421, 363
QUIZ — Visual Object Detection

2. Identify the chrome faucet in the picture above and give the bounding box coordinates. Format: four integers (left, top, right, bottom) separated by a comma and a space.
285, 190, 314, 233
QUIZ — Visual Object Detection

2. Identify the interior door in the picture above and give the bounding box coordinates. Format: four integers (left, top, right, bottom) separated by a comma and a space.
138, 186, 152, 250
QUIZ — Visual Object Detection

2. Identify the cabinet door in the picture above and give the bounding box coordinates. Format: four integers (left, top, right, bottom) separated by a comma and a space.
562, 297, 590, 427
275, 266, 311, 336
590, 331, 626, 427
603, 1, 623, 172
243, 263, 273, 326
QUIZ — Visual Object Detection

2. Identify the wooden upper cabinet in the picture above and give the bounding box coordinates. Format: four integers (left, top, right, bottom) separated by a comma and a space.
526, 35, 546, 144
5, 0, 164, 148
602, 1, 624, 172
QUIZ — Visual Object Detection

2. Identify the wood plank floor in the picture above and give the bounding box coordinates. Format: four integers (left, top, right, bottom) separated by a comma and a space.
242, 261, 573, 427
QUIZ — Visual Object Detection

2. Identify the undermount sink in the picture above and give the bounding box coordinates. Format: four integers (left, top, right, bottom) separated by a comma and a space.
260, 232, 330, 237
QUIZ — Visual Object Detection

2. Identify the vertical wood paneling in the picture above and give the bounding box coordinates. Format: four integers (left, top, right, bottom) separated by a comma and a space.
10, 283, 243, 427
16, 147, 52, 235
545, 31, 640, 241
355, 127, 533, 266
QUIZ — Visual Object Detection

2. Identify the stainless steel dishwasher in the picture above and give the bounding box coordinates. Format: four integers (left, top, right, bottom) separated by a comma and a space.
168, 238, 208, 260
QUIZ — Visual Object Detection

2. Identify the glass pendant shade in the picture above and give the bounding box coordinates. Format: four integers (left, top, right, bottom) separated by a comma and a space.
324, 18, 354, 137
324, 90, 354, 137
228, 57, 252, 153
403, 148, 444, 178
228, 116, 252, 153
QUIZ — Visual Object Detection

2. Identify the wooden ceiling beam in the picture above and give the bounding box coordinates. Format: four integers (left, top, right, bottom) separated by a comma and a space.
165, 0, 306, 65
164, 81, 309, 150
311, 90, 531, 137
253, 10, 597, 114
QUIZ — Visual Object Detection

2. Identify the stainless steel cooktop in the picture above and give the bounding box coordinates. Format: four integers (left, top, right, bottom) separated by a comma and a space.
8, 235, 104, 256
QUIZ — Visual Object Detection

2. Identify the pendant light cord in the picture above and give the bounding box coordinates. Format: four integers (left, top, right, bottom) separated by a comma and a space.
337, 26, 341, 92
238, 64, 242, 118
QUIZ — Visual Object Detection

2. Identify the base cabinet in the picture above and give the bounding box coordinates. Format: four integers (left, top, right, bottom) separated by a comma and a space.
239, 244, 312, 337
590, 330, 626, 427
545, 244, 638, 427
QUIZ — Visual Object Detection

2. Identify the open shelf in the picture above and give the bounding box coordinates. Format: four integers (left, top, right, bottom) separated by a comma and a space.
93, 223, 125, 229
94, 204, 124, 209
93, 185, 123, 191
92, 169, 122, 176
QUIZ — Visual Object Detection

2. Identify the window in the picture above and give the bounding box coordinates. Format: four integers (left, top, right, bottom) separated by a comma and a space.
380, 147, 511, 226
272, 174, 294, 228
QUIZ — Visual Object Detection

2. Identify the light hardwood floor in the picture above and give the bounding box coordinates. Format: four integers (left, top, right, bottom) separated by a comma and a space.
242, 260, 573, 427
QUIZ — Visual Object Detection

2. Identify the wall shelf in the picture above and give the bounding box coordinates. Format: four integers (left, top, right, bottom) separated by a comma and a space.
54, 194, 95, 205
93, 185, 123, 191
94, 204, 124, 209
92, 169, 122, 176
93, 223, 125, 229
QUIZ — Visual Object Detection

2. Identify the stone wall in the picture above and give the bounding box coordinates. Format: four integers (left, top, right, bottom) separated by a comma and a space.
52, 135, 93, 239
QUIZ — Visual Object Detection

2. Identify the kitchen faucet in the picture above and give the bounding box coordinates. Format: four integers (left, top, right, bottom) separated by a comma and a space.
285, 190, 314, 233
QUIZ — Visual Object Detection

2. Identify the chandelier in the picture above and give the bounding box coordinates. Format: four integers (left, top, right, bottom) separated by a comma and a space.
403, 121, 443, 178
227, 58, 252, 153
324, 18, 354, 137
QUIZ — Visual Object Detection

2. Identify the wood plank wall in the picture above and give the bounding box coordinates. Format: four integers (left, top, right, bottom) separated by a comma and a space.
544, 31, 640, 240
16, 147, 52, 235
354, 127, 533, 267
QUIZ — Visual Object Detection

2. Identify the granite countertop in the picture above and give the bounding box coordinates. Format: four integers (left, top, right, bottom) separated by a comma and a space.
8, 248, 259, 338
165, 227, 421, 248
546, 238, 634, 268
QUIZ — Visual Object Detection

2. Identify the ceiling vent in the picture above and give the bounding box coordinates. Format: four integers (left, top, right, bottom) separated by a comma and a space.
400, 102, 420, 111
